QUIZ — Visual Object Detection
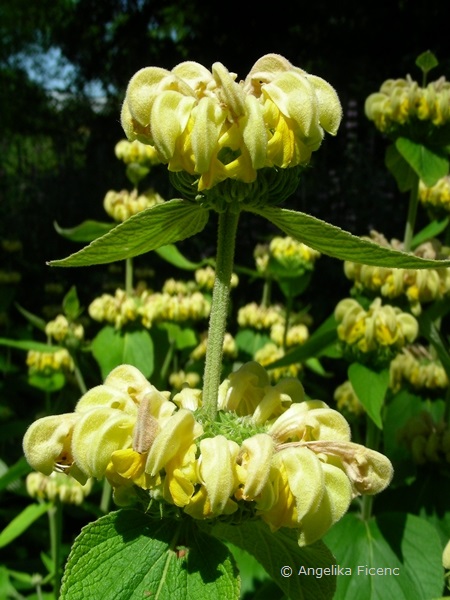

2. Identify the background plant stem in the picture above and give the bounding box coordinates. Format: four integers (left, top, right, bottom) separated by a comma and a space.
48, 498, 62, 598
202, 209, 240, 421
361, 416, 380, 521
403, 173, 420, 253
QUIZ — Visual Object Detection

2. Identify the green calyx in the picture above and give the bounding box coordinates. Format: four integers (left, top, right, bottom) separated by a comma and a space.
200, 410, 268, 446
170, 166, 303, 212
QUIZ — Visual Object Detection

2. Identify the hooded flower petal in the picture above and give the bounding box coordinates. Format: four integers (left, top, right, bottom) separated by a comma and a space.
23, 413, 80, 477
198, 435, 240, 515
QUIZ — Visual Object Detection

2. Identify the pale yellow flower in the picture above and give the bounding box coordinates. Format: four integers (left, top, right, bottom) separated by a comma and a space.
121, 54, 341, 192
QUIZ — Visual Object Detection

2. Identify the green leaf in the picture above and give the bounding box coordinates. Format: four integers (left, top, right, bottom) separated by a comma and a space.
252, 206, 450, 268
347, 363, 389, 429
0, 457, 31, 492
155, 244, 207, 270
412, 217, 449, 248
54, 219, 115, 242
0, 502, 51, 548
0, 337, 62, 353
15, 304, 47, 331
160, 323, 197, 350
126, 163, 150, 186
235, 329, 271, 358
28, 372, 66, 392
209, 519, 336, 600
416, 50, 439, 75
91, 326, 154, 379
383, 390, 424, 461
63, 286, 82, 320
385, 144, 417, 192
324, 512, 444, 600
50, 200, 209, 267
395, 137, 449, 187
418, 310, 450, 383
60, 510, 239, 600
123, 329, 154, 377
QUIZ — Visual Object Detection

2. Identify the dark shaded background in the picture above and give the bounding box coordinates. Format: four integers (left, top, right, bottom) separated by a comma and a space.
1, 0, 450, 322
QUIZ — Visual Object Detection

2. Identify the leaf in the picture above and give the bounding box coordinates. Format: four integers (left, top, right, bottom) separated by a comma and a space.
60, 510, 240, 600
0, 457, 31, 492
0, 337, 62, 353
28, 372, 66, 392
54, 220, 115, 242
15, 304, 47, 331
412, 217, 449, 248
395, 137, 449, 187
160, 323, 197, 350
209, 519, 336, 600
91, 327, 154, 379
252, 206, 450, 268
63, 286, 82, 320
416, 50, 439, 75
383, 390, 424, 461
235, 329, 271, 358
123, 330, 154, 378
324, 512, 444, 600
0, 503, 51, 548
385, 144, 417, 192
155, 244, 206, 270
50, 200, 209, 267
418, 310, 450, 383
347, 363, 389, 429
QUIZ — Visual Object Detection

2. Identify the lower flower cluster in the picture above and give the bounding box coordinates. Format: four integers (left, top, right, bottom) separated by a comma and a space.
23, 362, 393, 546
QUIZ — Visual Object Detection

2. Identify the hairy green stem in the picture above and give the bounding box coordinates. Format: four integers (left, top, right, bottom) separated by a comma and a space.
403, 173, 420, 253
202, 209, 240, 421
48, 498, 62, 598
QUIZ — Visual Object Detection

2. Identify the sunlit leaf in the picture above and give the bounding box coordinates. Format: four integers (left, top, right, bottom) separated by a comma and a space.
252, 206, 450, 268
50, 200, 209, 267
60, 510, 239, 600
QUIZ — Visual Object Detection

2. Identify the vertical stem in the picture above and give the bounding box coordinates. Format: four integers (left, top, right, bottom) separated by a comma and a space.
202, 209, 240, 421
361, 417, 380, 521
48, 498, 62, 598
125, 257, 134, 294
261, 278, 272, 308
100, 479, 112, 513
403, 173, 420, 253
71, 354, 87, 395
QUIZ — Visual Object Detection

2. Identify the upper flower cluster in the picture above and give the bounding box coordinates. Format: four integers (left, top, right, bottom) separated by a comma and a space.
121, 54, 342, 194
365, 75, 450, 136
23, 362, 393, 546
